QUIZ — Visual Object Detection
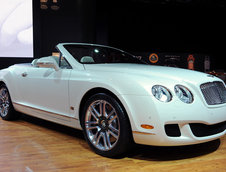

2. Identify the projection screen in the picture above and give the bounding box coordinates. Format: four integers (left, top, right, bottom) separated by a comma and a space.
0, 0, 33, 58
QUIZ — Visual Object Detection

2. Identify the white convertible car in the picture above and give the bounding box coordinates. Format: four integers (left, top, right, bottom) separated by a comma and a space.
0, 43, 226, 157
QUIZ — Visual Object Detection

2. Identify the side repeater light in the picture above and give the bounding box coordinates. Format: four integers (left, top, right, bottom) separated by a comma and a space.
141, 124, 154, 129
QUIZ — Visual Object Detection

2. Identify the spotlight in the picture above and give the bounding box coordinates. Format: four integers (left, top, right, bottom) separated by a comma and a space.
40, 0, 60, 11
40, 0, 48, 10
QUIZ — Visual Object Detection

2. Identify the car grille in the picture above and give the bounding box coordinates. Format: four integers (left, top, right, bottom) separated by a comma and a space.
200, 81, 226, 105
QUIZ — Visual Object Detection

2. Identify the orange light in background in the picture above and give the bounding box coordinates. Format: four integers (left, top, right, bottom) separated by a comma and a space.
187, 54, 195, 70
149, 53, 159, 64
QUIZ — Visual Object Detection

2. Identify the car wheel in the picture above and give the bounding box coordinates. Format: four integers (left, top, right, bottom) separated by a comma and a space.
81, 93, 132, 157
0, 84, 18, 120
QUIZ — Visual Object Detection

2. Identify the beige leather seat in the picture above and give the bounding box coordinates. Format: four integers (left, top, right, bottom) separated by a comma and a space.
80, 56, 95, 63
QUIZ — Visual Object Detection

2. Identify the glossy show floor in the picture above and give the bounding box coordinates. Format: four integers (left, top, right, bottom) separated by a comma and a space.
0, 115, 225, 172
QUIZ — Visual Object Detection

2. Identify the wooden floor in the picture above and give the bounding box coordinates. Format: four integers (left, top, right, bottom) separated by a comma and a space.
0, 115, 225, 172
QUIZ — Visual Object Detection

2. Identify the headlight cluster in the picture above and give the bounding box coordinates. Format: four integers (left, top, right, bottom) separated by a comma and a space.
174, 85, 193, 104
152, 85, 193, 103
152, 85, 172, 103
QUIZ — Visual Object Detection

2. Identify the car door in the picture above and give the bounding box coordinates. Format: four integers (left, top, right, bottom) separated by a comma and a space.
17, 56, 72, 117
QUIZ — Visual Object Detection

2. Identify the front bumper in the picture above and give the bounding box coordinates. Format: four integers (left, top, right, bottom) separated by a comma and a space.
120, 95, 226, 146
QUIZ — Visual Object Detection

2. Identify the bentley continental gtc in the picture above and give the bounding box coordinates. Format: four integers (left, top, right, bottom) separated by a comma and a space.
0, 43, 226, 157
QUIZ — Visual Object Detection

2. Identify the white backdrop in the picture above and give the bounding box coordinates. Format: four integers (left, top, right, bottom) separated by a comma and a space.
0, 0, 33, 58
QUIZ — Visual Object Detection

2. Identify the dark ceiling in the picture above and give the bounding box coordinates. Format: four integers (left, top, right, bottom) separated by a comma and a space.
130, 0, 225, 8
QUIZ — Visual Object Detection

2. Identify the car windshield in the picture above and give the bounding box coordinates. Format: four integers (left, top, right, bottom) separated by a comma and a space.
63, 44, 145, 64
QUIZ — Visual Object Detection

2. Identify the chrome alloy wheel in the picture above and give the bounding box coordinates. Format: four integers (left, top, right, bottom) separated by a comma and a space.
85, 100, 120, 151
0, 87, 10, 117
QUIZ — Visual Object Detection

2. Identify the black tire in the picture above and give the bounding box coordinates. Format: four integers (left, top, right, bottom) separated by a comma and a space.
81, 93, 132, 157
0, 84, 18, 120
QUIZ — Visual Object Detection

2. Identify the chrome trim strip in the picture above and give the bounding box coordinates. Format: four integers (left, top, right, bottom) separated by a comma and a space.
13, 102, 78, 120
133, 131, 155, 135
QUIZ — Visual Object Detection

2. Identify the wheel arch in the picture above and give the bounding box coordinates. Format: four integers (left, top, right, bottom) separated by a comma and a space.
79, 87, 132, 132
0, 81, 5, 86
0, 77, 16, 104
0, 69, 17, 100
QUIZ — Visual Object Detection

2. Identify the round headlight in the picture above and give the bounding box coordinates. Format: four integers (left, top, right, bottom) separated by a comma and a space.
174, 85, 193, 104
152, 85, 172, 102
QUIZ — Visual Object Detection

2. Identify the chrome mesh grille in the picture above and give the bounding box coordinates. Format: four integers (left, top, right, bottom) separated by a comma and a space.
200, 81, 226, 105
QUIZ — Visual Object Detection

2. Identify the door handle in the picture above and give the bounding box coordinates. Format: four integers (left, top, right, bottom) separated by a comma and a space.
21, 72, 28, 77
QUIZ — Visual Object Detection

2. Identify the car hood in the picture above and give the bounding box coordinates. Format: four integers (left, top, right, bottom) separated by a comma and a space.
84, 63, 220, 85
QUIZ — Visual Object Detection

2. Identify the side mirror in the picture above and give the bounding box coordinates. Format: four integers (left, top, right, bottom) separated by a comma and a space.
36, 56, 60, 71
